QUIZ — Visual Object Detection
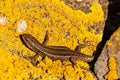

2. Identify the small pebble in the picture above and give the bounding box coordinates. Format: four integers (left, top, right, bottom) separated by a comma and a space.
17, 20, 27, 33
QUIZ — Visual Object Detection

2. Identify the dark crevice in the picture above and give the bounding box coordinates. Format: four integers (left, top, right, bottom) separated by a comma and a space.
88, 0, 120, 78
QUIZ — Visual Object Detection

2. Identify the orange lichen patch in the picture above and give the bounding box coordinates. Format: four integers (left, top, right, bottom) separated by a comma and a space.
105, 57, 118, 80
0, 0, 104, 80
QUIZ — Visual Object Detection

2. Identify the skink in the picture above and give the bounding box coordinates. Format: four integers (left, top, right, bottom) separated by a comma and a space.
20, 32, 94, 65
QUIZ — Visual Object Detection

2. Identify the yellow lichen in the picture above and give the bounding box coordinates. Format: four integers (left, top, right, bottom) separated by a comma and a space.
0, 0, 104, 80
106, 41, 113, 47
111, 27, 120, 38
105, 57, 118, 80
0, 46, 44, 80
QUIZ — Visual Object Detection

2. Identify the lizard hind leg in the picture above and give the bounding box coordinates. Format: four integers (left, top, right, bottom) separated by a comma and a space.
70, 57, 97, 79
69, 57, 76, 65
69, 57, 78, 68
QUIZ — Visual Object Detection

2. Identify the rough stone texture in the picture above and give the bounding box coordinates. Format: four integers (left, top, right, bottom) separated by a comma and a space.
94, 46, 109, 80
107, 28, 120, 78
95, 28, 120, 79
94, 0, 120, 79
98, 0, 108, 20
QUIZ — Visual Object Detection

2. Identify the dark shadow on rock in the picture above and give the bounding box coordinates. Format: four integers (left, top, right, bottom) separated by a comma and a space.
88, 0, 120, 78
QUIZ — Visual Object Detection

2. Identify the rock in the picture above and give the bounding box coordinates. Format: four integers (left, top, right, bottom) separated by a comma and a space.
94, 46, 109, 80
